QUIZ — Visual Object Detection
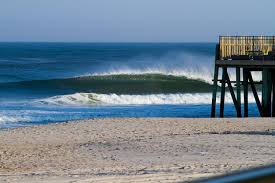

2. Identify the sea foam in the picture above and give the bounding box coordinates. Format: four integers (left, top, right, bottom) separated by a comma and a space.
38, 92, 260, 106
0, 115, 30, 124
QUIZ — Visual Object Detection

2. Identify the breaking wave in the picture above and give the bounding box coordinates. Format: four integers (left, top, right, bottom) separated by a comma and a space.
38, 92, 260, 106
1, 74, 214, 94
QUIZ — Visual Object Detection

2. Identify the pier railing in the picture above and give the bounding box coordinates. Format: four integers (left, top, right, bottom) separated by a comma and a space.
219, 36, 275, 60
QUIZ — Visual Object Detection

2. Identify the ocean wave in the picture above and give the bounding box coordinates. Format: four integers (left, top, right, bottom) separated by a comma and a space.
90, 69, 263, 85
1, 74, 214, 94
85, 52, 216, 84
0, 43, 263, 86
83, 51, 262, 84
37, 92, 260, 106
91, 68, 214, 83
0, 46, 216, 84
0, 115, 30, 124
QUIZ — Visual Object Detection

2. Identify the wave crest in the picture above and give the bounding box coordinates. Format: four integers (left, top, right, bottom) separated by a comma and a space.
88, 53, 215, 83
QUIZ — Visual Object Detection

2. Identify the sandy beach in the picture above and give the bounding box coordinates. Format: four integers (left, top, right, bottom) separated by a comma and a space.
0, 118, 274, 183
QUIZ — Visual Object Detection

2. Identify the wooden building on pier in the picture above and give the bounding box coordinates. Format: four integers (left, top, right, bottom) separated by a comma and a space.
211, 36, 275, 117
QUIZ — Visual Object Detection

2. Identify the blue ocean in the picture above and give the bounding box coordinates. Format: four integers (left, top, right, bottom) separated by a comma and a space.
0, 43, 260, 128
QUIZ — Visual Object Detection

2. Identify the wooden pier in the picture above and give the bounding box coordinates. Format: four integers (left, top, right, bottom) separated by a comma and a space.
211, 36, 275, 117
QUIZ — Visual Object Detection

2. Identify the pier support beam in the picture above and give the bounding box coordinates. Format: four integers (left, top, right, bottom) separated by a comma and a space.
243, 69, 249, 117
236, 67, 242, 117
262, 69, 272, 117
273, 71, 275, 117
247, 71, 263, 117
225, 70, 241, 117
212, 67, 273, 118
220, 67, 227, 117
211, 65, 219, 117
211, 44, 220, 118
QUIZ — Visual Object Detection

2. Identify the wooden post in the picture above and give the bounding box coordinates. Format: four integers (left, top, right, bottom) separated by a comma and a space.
211, 44, 220, 118
236, 67, 242, 116
272, 70, 275, 117
220, 67, 227, 117
262, 68, 272, 117
247, 71, 263, 117
211, 65, 219, 117
225, 71, 241, 117
243, 69, 249, 117
272, 71, 275, 117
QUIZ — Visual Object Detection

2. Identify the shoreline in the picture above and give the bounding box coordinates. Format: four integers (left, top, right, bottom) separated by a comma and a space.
0, 118, 274, 182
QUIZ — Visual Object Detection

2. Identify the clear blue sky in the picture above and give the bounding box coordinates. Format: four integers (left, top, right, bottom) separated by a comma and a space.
0, 0, 274, 42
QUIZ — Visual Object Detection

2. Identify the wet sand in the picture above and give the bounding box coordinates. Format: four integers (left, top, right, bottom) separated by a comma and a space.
0, 118, 274, 182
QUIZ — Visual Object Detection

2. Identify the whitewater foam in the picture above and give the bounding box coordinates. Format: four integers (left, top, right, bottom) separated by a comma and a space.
0, 115, 30, 124
38, 92, 260, 106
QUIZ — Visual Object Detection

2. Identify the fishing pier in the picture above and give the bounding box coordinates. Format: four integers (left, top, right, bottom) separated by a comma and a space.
211, 36, 275, 117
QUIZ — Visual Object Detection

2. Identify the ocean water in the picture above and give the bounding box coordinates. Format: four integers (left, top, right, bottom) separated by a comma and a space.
0, 43, 260, 128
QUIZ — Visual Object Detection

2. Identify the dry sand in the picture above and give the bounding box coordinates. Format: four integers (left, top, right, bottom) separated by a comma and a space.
0, 118, 274, 183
